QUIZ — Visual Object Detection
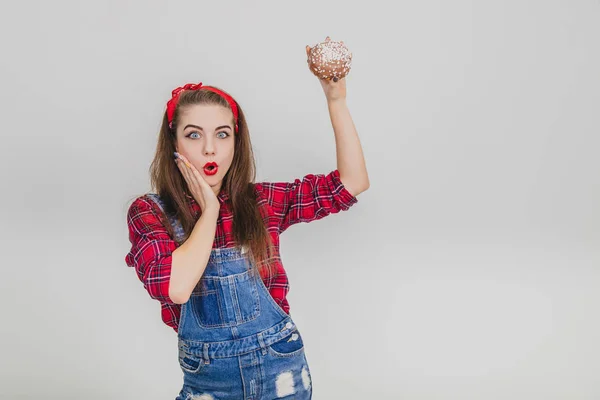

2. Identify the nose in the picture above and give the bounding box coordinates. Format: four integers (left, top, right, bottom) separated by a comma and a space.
203, 139, 215, 156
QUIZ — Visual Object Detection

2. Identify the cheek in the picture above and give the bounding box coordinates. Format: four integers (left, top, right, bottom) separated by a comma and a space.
223, 143, 235, 164
175, 139, 192, 156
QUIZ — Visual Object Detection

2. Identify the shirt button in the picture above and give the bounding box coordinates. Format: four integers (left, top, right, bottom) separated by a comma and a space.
286, 322, 293, 329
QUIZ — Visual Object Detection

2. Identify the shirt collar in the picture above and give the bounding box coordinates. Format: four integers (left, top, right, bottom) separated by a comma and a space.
217, 190, 229, 203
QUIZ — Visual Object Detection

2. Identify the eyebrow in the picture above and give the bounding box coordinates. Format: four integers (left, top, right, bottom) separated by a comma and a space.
183, 124, 232, 131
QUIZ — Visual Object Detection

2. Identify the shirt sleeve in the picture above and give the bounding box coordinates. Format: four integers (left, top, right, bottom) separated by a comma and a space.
125, 196, 178, 305
256, 169, 358, 234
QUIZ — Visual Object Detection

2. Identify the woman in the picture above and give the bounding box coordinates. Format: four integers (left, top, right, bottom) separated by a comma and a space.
125, 43, 369, 400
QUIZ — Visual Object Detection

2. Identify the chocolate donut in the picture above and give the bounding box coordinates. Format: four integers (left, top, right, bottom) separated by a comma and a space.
307, 39, 352, 80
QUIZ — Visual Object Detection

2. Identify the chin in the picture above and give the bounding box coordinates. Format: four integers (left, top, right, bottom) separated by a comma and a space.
206, 176, 221, 186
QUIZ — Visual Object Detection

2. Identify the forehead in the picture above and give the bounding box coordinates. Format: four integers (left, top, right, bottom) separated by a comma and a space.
179, 104, 234, 126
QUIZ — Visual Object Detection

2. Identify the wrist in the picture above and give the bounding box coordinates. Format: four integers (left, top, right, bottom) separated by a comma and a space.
200, 206, 220, 219
327, 95, 346, 102
327, 97, 347, 108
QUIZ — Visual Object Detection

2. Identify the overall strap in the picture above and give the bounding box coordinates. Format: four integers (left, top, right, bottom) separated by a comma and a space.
145, 193, 186, 243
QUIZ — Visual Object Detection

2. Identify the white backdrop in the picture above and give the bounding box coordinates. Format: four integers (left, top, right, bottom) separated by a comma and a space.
1, 0, 599, 399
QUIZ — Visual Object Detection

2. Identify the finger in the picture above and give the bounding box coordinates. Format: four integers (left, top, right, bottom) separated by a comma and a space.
178, 154, 205, 192
176, 159, 194, 195
176, 157, 193, 183
178, 153, 193, 169
178, 153, 195, 172
191, 167, 211, 193
178, 154, 211, 193
176, 154, 199, 190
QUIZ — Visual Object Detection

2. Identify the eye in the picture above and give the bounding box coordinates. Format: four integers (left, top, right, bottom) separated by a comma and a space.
187, 131, 201, 139
217, 131, 229, 139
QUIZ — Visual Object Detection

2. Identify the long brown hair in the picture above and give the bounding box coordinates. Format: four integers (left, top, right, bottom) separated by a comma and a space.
148, 88, 275, 277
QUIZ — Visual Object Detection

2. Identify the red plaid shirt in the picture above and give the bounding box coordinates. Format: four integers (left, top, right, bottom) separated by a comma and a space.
125, 169, 358, 332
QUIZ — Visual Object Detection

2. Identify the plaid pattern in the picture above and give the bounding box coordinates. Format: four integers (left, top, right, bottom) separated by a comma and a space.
125, 169, 358, 332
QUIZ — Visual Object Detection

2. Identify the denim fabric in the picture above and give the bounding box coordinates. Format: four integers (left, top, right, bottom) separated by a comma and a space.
146, 194, 312, 400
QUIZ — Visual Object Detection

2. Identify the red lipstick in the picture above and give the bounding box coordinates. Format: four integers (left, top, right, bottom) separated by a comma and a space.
203, 162, 218, 176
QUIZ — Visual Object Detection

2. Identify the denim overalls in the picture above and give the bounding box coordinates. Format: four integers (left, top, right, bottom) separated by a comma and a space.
147, 194, 313, 400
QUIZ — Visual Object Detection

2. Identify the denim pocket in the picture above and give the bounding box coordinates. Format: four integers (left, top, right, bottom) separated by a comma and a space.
268, 329, 305, 358
178, 348, 204, 374
191, 269, 260, 328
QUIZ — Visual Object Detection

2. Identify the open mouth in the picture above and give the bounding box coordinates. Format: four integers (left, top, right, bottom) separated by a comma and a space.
203, 162, 218, 175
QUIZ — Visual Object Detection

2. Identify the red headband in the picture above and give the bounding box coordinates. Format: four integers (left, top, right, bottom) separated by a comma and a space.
166, 82, 239, 132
